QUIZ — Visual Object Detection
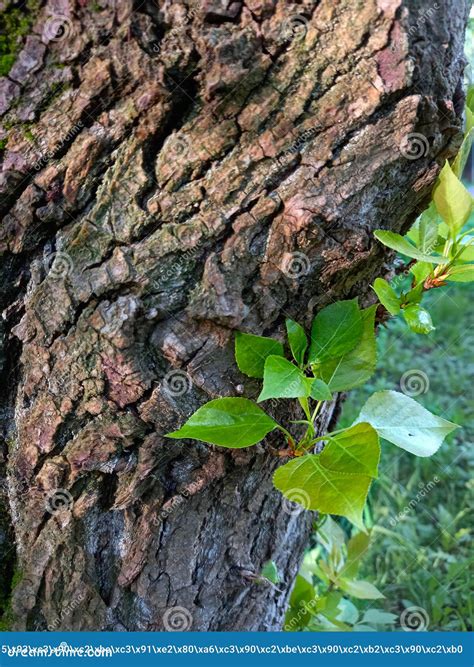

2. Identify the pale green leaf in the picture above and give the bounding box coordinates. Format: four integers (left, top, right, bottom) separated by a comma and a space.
337, 598, 359, 625
258, 356, 312, 402
235, 332, 284, 378
458, 238, 474, 262
341, 531, 371, 579
410, 261, 432, 284
309, 299, 363, 364
362, 609, 398, 625
408, 203, 440, 253
285, 319, 308, 366
261, 560, 280, 584
338, 579, 384, 600
372, 278, 400, 315
433, 161, 473, 234
402, 304, 435, 334
447, 264, 474, 282
453, 107, 474, 177
319, 306, 377, 392
310, 379, 333, 401
355, 390, 459, 456
166, 397, 277, 448
317, 516, 346, 552
374, 231, 446, 264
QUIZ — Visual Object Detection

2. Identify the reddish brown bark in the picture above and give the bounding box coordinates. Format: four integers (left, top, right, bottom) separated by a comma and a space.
0, 0, 469, 630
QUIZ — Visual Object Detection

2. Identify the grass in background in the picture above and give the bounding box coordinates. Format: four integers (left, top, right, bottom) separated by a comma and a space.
339, 282, 473, 631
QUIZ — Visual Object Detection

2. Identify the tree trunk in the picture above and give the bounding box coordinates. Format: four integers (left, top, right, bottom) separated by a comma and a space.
0, 0, 469, 631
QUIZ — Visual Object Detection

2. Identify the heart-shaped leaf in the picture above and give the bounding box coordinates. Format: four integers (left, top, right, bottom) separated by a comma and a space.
309, 299, 363, 364
355, 390, 459, 456
319, 306, 377, 392
258, 356, 312, 402
235, 332, 284, 378
273, 423, 380, 529
166, 397, 277, 448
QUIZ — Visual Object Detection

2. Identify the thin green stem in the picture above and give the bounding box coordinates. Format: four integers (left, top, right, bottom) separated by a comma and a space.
275, 423, 294, 442
311, 400, 323, 423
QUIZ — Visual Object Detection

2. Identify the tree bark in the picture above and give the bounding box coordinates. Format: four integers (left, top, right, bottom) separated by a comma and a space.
0, 0, 469, 631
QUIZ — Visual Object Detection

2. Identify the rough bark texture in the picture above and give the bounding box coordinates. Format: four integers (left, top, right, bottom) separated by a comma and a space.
0, 0, 469, 631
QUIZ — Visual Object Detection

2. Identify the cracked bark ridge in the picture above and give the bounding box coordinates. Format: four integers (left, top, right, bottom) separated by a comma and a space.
0, 0, 469, 631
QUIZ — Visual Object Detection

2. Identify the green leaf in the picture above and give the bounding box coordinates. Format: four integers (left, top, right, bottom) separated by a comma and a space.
310, 379, 333, 401
317, 516, 346, 552
261, 560, 280, 584
337, 598, 359, 625
355, 390, 459, 457
372, 278, 400, 315
258, 356, 312, 402
447, 264, 474, 282
322, 423, 380, 478
273, 454, 372, 529
362, 609, 398, 626
166, 397, 277, 448
342, 532, 371, 579
408, 203, 440, 253
374, 231, 446, 264
285, 575, 317, 630
285, 319, 308, 366
467, 87, 474, 114
235, 332, 284, 378
404, 281, 424, 305
410, 261, 431, 284
433, 161, 473, 235
453, 107, 474, 177
402, 304, 434, 334
339, 579, 384, 600
458, 238, 474, 262
319, 305, 377, 392
308, 299, 363, 364
273, 423, 379, 529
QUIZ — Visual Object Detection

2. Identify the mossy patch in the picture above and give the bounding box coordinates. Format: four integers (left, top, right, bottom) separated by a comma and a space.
0, 566, 21, 631
0, 0, 41, 76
